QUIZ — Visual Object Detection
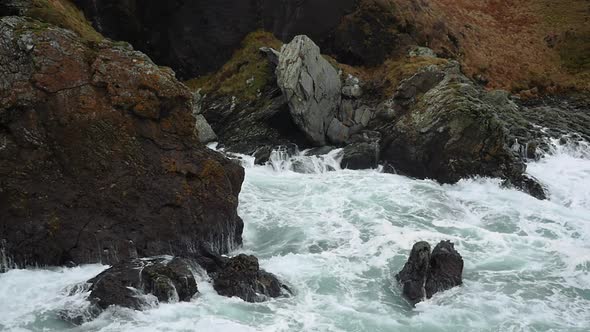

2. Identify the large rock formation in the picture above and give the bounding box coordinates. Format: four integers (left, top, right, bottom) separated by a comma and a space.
276, 35, 342, 146
376, 62, 547, 199
396, 240, 463, 305
0, 16, 244, 268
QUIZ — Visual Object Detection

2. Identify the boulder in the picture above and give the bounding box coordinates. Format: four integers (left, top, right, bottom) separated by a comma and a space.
87, 257, 198, 311
396, 240, 463, 305
0, 17, 244, 268
211, 254, 288, 303
276, 35, 342, 146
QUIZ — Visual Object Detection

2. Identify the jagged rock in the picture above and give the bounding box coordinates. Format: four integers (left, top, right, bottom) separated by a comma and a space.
395, 242, 431, 305
340, 131, 381, 170
253, 143, 299, 165
425, 241, 464, 299
191, 247, 290, 302
87, 257, 198, 311
194, 114, 217, 144
396, 241, 463, 305
276, 35, 342, 146
305, 146, 335, 156
0, 17, 244, 267
377, 62, 546, 199
211, 254, 288, 302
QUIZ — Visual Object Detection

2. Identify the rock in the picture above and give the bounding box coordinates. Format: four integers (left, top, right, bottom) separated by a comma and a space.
87, 257, 198, 311
340, 131, 381, 170
342, 75, 363, 98
504, 175, 548, 200
194, 114, 218, 144
276, 35, 342, 146
396, 240, 463, 305
408, 46, 437, 58
0, 17, 244, 267
377, 63, 545, 198
259, 47, 280, 67
211, 254, 288, 302
253, 143, 299, 165
424, 241, 464, 299
305, 146, 335, 157
395, 242, 431, 305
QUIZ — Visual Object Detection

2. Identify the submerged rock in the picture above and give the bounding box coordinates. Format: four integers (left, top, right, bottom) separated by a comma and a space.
0, 17, 244, 267
276, 35, 342, 146
396, 240, 463, 305
211, 254, 288, 302
87, 257, 198, 311
192, 247, 290, 303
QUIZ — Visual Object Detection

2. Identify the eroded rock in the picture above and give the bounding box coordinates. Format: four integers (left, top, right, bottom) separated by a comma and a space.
396, 240, 463, 305
276, 35, 341, 146
0, 17, 244, 267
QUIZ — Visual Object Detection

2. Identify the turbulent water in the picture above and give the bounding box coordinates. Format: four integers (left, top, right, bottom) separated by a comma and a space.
1, 138, 590, 332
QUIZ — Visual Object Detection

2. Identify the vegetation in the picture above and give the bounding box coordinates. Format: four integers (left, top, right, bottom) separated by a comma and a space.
185, 31, 283, 101
26, 0, 102, 42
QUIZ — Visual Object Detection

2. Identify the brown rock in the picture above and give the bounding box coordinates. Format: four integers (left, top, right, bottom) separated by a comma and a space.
0, 17, 244, 268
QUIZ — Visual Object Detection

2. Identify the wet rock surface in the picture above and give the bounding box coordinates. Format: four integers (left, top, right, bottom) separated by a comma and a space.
396, 241, 463, 305
87, 257, 198, 311
375, 63, 547, 198
0, 17, 244, 267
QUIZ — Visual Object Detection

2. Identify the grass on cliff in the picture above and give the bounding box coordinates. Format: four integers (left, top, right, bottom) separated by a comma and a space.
26, 0, 102, 42
185, 30, 282, 101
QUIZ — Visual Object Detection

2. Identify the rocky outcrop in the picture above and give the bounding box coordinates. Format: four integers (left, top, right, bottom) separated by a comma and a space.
193, 248, 290, 303
211, 254, 289, 302
0, 17, 244, 268
276, 35, 342, 146
87, 257, 198, 311
376, 62, 547, 199
396, 240, 463, 305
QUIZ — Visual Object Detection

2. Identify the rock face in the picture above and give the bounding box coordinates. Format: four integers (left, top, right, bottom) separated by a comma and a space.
340, 131, 380, 170
276, 35, 342, 146
73, 0, 358, 78
376, 63, 547, 199
87, 257, 198, 311
0, 17, 244, 268
396, 241, 463, 305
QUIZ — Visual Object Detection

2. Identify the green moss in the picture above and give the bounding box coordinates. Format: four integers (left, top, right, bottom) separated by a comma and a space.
26, 0, 103, 42
185, 30, 282, 101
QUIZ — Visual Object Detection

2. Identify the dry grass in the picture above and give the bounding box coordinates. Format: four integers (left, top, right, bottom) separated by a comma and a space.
27, 0, 102, 42
185, 31, 282, 101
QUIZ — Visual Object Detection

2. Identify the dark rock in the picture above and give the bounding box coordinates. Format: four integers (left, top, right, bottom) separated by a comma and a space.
504, 175, 548, 200
74, 0, 357, 79
211, 254, 288, 302
0, 17, 244, 267
259, 47, 280, 67
202, 86, 307, 155
377, 63, 545, 198
88, 257, 198, 311
396, 240, 463, 305
424, 241, 464, 299
340, 131, 381, 170
395, 241, 431, 305
253, 143, 299, 165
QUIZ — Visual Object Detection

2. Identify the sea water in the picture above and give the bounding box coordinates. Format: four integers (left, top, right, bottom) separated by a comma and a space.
1, 138, 589, 332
